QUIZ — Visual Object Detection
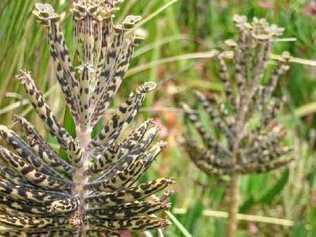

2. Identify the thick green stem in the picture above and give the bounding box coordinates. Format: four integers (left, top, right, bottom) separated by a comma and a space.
226, 173, 240, 237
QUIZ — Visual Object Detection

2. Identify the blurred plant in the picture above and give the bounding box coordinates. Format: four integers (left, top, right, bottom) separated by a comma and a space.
182, 15, 294, 237
0, 0, 173, 236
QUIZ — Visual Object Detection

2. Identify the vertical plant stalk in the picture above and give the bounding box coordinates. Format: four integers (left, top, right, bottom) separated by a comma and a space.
227, 130, 242, 237
227, 174, 240, 237
72, 127, 91, 235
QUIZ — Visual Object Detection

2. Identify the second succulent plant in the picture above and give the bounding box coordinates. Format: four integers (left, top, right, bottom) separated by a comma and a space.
183, 15, 293, 237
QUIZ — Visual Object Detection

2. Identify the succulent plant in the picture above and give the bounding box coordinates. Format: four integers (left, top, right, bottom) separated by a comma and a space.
182, 15, 293, 237
0, 1, 172, 236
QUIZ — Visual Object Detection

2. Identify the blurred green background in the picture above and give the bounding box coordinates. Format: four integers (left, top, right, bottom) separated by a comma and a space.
0, 0, 315, 236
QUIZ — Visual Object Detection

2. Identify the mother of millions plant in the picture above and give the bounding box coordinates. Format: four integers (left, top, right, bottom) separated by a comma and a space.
0, 0, 173, 236
182, 15, 294, 237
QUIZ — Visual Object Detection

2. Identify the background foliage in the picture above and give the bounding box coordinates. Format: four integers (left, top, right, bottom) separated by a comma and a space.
0, 0, 315, 236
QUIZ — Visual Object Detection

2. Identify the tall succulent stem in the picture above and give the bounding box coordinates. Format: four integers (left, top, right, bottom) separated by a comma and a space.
73, 127, 91, 234
227, 126, 242, 237
227, 174, 240, 237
